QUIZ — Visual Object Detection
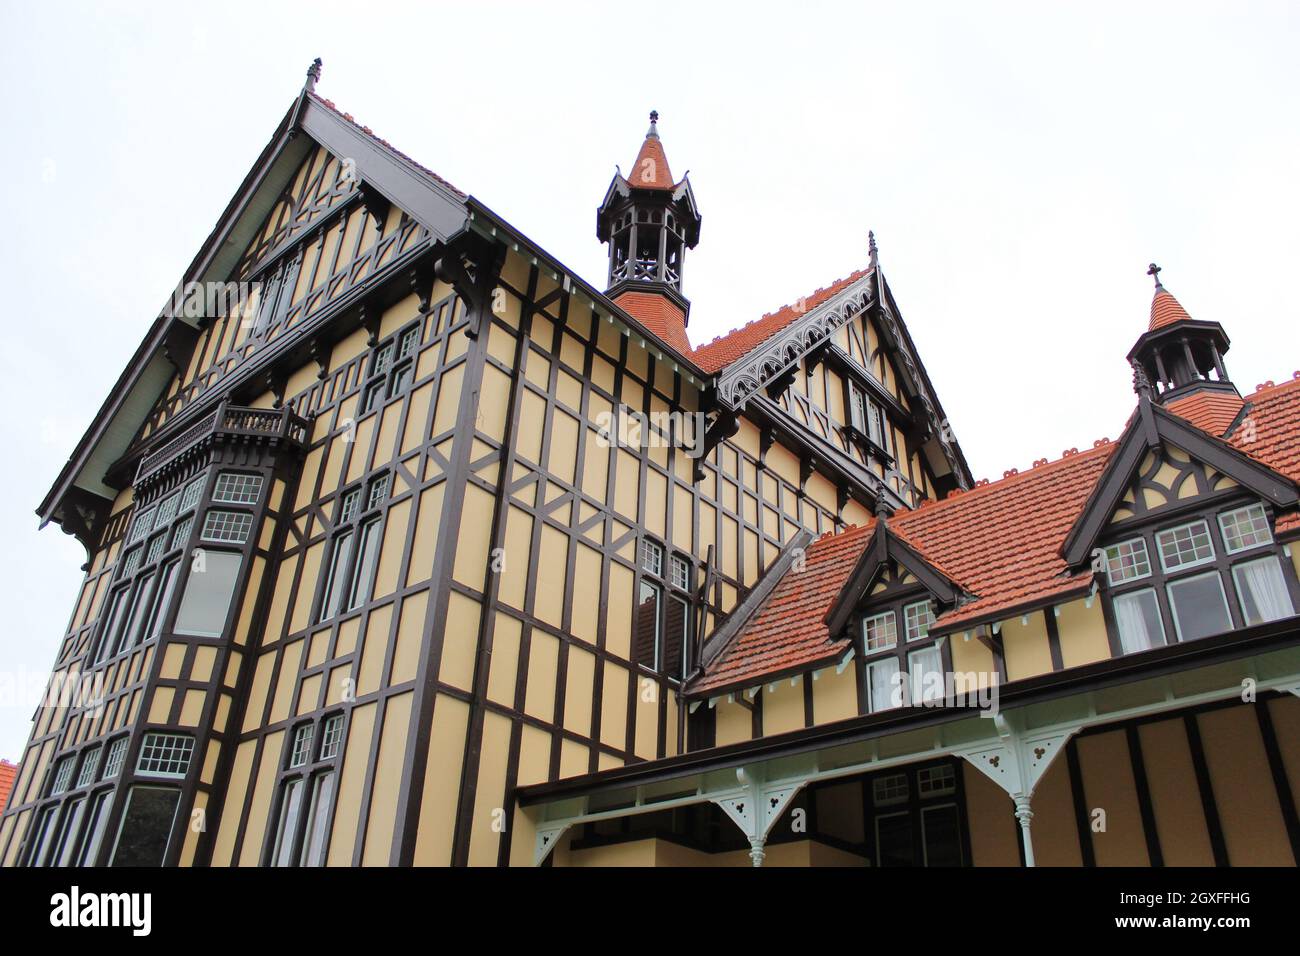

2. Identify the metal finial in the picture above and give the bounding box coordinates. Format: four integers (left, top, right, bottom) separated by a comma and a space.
646, 110, 659, 138
305, 58, 323, 93
1147, 262, 1163, 291
868, 230, 879, 268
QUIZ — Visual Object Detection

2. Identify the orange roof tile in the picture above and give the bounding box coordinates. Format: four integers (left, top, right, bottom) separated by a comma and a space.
691, 371, 1300, 694
1230, 373, 1300, 533
627, 131, 675, 191
691, 268, 873, 373
0, 760, 17, 814
1149, 288, 1194, 331
1165, 391, 1245, 436
615, 290, 691, 354
692, 523, 876, 694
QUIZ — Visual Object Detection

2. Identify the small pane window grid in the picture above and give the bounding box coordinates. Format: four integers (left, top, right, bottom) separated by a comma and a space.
201, 510, 254, 544
76, 747, 101, 788
397, 325, 419, 359
155, 493, 180, 524
918, 764, 956, 797
864, 611, 897, 651
50, 756, 75, 796
146, 532, 168, 566
136, 732, 195, 779
128, 508, 155, 544
120, 547, 142, 576
213, 472, 265, 504
640, 540, 663, 576
339, 489, 361, 523
904, 601, 934, 642
873, 773, 909, 806
171, 515, 194, 550
670, 556, 691, 591
103, 738, 128, 779
373, 342, 395, 376
1219, 504, 1272, 554
290, 724, 315, 769
1157, 520, 1215, 572
179, 476, 205, 513
319, 715, 345, 760
367, 474, 390, 510
1105, 537, 1152, 585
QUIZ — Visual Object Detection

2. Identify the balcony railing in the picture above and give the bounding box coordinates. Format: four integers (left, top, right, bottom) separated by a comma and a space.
135, 402, 309, 484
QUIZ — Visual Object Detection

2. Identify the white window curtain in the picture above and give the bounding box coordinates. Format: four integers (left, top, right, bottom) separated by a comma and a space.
1235, 557, 1295, 624
869, 658, 901, 712
1114, 590, 1161, 654
909, 646, 944, 704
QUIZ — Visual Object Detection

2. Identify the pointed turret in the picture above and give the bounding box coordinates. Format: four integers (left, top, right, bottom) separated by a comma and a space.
1128, 263, 1243, 431
596, 112, 701, 355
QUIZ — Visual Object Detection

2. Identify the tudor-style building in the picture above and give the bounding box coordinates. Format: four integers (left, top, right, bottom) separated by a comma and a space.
3, 62, 1298, 868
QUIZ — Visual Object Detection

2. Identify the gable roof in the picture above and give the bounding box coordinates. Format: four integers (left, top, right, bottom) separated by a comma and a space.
1061, 397, 1299, 568
38, 84, 470, 538
691, 522, 875, 694
691, 269, 873, 373
689, 372, 1300, 696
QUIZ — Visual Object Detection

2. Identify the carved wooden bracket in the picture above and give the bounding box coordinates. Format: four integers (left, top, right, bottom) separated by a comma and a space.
309, 338, 330, 380
693, 408, 739, 483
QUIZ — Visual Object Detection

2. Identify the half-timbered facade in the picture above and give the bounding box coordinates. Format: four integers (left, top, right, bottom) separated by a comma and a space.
4, 63, 1299, 867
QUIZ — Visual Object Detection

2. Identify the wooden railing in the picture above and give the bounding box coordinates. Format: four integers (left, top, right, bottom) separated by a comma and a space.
135, 402, 309, 483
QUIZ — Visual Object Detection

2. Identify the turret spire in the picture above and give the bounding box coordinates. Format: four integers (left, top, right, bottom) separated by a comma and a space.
596, 112, 702, 355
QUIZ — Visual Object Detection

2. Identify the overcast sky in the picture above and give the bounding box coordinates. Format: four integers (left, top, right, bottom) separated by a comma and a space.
1, 1, 1297, 759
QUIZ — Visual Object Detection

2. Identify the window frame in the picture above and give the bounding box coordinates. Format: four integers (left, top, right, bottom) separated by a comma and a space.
360, 321, 422, 415
316, 474, 390, 623
634, 538, 695, 681
1101, 498, 1300, 653
856, 591, 946, 714
267, 711, 347, 867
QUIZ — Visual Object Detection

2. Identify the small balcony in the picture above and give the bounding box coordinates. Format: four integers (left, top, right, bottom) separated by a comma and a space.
135, 402, 309, 485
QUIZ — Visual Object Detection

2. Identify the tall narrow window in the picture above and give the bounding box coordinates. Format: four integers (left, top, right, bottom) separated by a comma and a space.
1233, 555, 1295, 625
76, 790, 113, 866
345, 517, 382, 611
1113, 588, 1165, 653
270, 778, 305, 867
300, 772, 336, 866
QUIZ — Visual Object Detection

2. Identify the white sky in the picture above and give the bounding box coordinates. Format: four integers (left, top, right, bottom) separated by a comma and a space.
1, 1, 1297, 759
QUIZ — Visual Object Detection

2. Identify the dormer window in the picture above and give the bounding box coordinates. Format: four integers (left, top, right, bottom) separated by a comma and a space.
858, 595, 945, 713
1103, 501, 1297, 654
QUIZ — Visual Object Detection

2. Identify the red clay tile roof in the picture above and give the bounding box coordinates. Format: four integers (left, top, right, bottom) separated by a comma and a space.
689, 445, 1113, 694
1230, 373, 1300, 533
0, 760, 17, 814
615, 290, 691, 354
888, 446, 1115, 629
691, 268, 874, 373
307, 92, 466, 199
1165, 391, 1245, 436
691, 371, 1300, 694
1149, 287, 1194, 331
692, 522, 877, 694
626, 131, 676, 191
